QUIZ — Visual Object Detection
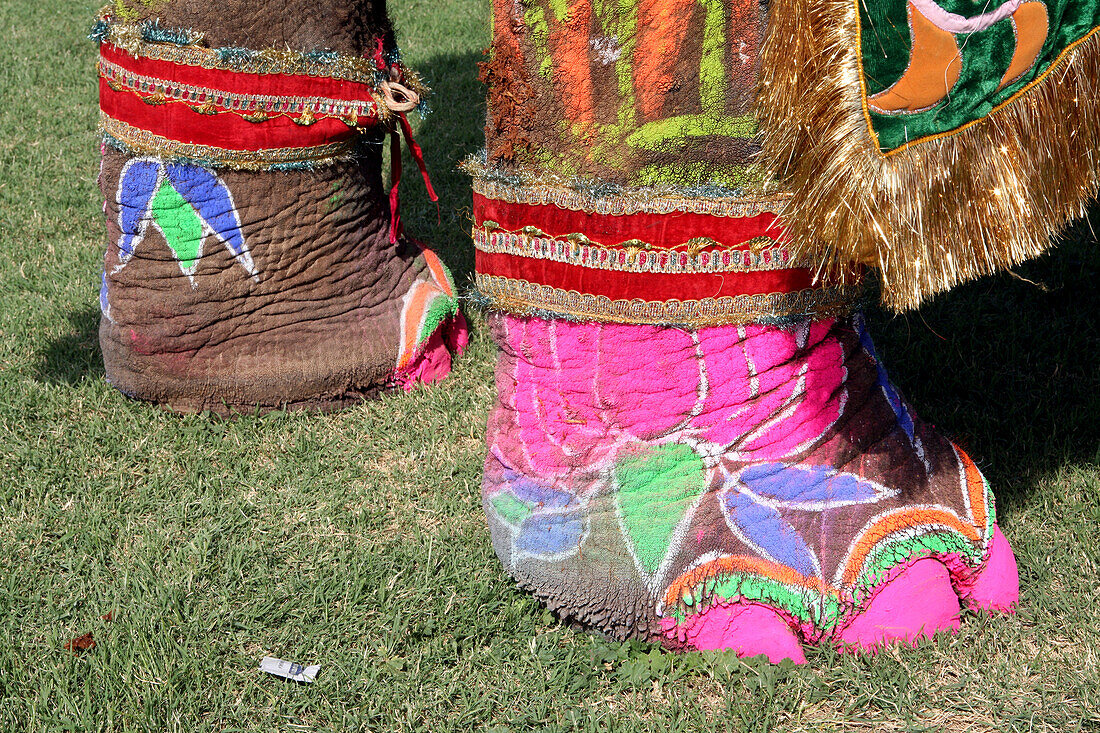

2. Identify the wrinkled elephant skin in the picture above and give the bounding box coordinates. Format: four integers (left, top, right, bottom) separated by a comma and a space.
482, 313, 1018, 659
96, 0, 465, 413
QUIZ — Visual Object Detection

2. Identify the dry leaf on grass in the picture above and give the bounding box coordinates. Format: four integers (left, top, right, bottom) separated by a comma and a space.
64, 632, 95, 654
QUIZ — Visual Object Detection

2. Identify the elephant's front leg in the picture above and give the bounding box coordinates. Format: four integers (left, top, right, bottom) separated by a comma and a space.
94, 0, 466, 413
481, 310, 1019, 660
472, 0, 1018, 661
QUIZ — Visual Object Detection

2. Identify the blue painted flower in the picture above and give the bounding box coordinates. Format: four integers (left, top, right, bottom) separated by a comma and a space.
719, 463, 897, 578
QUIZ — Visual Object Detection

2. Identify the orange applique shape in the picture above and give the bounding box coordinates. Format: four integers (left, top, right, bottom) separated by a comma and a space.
868, 1, 962, 114
998, 2, 1049, 90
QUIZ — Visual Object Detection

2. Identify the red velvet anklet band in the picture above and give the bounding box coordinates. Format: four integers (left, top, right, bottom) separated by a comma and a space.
472, 189, 862, 327
95, 18, 420, 169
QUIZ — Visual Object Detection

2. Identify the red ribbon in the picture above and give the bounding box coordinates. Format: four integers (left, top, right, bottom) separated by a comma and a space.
388, 114, 440, 243
389, 130, 403, 244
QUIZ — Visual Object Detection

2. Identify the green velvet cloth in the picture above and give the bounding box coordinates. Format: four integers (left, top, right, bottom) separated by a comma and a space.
860, 0, 1100, 152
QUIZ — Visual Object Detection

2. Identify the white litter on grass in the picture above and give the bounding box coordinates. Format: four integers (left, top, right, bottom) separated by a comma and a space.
260, 656, 321, 683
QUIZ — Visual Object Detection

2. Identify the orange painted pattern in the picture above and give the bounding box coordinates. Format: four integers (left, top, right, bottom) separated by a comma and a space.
956, 445, 989, 536
633, 0, 697, 120
397, 280, 443, 369
492, 0, 525, 62
662, 554, 835, 609
840, 507, 981, 586
420, 247, 454, 297
547, 0, 596, 129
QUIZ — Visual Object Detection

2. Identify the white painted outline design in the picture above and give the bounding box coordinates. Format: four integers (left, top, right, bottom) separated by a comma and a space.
113, 156, 258, 287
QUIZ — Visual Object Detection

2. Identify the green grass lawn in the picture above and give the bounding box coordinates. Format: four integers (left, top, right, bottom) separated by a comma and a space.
1, 0, 1099, 730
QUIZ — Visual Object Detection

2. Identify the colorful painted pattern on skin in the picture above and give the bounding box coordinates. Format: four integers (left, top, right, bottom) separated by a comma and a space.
113, 158, 256, 285
486, 0, 765, 187
394, 244, 466, 390
860, 0, 1099, 151
488, 461, 590, 562
482, 312, 1016, 652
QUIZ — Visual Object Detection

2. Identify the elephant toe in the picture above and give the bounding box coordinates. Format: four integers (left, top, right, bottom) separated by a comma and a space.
663, 602, 808, 664
837, 558, 961, 652
957, 525, 1020, 613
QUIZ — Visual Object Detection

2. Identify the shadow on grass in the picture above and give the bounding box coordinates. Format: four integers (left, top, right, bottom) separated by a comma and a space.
395, 50, 485, 292
35, 304, 103, 385
867, 200, 1100, 517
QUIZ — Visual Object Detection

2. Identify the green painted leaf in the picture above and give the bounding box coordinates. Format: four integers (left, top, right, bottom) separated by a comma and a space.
418, 291, 458, 349
151, 180, 204, 273
491, 492, 533, 526
615, 443, 706, 576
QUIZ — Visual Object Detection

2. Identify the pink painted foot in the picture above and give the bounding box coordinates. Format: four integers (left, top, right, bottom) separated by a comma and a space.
482, 312, 1019, 661
663, 603, 808, 664
837, 558, 961, 651
957, 525, 1020, 612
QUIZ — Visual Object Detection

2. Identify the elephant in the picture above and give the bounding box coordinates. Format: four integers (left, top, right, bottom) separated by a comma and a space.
93, 0, 466, 414
471, 0, 1027, 662
91, 0, 1091, 663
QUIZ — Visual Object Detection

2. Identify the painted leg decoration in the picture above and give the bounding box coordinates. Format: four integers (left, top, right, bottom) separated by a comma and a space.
94, 1, 466, 413
473, 0, 1017, 661
481, 311, 1017, 661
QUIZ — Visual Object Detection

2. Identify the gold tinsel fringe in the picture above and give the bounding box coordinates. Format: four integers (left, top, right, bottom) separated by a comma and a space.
756, 0, 1100, 311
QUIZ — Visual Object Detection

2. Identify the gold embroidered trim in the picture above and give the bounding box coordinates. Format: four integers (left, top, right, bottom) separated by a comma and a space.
470, 176, 789, 218
95, 16, 430, 126
101, 23, 385, 85
473, 228, 814, 275
98, 55, 381, 128
100, 113, 357, 169
475, 273, 861, 327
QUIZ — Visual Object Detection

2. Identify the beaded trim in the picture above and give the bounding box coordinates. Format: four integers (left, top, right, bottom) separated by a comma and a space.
471, 176, 788, 218
98, 54, 380, 126
473, 227, 813, 274
475, 273, 861, 327
100, 113, 357, 169
98, 21, 386, 86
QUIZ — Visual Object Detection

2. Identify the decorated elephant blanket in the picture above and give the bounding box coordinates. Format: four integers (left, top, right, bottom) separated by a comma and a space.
757, 0, 1100, 309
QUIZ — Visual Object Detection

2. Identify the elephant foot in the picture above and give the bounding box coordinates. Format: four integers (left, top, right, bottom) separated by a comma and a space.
93, 8, 466, 414
392, 243, 470, 393
482, 311, 1018, 659
99, 152, 467, 415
